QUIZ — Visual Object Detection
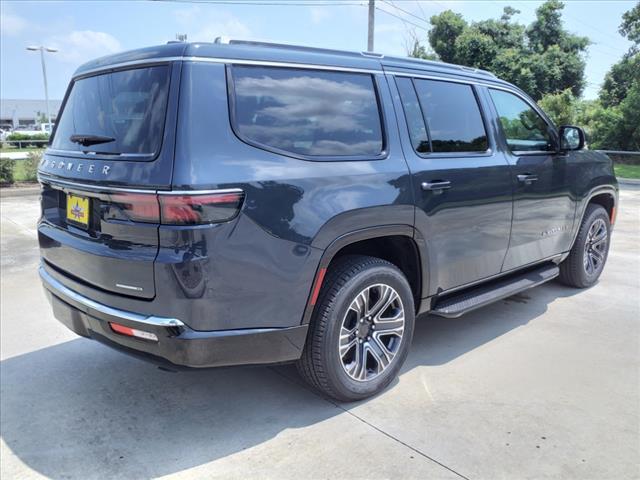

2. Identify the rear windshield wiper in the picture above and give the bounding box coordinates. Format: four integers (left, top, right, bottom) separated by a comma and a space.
70, 134, 116, 147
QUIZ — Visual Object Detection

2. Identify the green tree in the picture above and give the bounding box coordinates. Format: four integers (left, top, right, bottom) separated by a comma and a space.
599, 54, 639, 108
620, 1, 640, 48
428, 10, 467, 63
538, 88, 577, 125
419, 2, 589, 99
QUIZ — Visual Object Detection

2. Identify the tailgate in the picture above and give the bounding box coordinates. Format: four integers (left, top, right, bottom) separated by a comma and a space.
39, 180, 160, 298
37, 61, 181, 299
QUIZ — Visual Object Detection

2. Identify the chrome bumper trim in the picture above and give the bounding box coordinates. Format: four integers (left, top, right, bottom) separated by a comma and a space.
39, 266, 185, 328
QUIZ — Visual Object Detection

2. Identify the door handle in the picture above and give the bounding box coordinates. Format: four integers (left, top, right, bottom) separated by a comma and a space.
517, 174, 538, 185
421, 181, 451, 193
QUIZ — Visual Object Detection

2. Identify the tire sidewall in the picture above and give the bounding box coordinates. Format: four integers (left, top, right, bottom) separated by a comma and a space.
320, 265, 415, 400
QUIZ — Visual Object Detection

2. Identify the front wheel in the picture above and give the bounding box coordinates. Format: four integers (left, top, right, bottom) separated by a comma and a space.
559, 204, 611, 288
297, 255, 415, 402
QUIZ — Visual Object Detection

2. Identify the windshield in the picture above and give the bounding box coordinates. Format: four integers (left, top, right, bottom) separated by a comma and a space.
52, 65, 170, 156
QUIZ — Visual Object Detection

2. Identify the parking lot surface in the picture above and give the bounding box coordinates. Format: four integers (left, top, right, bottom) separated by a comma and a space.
1, 186, 639, 479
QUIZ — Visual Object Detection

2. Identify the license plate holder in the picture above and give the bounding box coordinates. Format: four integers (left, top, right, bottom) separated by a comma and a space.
66, 193, 90, 228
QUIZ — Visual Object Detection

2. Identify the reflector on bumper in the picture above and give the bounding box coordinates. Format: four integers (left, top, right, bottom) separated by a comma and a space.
110, 322, 159, 342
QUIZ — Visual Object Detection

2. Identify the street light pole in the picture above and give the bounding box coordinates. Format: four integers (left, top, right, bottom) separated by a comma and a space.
367, 0, 375, 52
26, 46, 58, 130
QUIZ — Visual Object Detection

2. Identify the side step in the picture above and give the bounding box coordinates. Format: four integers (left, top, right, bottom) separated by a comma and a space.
431, 264, 559, 318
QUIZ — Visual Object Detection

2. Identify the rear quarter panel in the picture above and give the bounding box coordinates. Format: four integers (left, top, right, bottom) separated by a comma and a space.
163, 62, 413, 330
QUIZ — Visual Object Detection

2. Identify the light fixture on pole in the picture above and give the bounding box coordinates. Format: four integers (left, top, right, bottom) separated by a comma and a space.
26, 45, 58, 131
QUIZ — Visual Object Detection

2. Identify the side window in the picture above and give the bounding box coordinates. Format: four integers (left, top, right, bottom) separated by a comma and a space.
489, 89, 554, 153
395, 77, 429, 153
413, 79, 489, 153
230, 66, 383, 158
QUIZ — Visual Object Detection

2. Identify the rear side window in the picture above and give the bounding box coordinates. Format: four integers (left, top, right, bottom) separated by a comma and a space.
413, 79, 488, 153
489, 89, 554, 152
52, 66, 170, 157
230, 66, 383, 158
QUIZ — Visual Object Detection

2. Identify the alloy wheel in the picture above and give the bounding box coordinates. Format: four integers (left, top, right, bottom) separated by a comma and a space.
339, 284, 405, 382
583, 218, 607, 276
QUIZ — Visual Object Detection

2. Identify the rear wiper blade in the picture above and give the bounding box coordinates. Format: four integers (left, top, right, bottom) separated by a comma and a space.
70, 134, 115, 147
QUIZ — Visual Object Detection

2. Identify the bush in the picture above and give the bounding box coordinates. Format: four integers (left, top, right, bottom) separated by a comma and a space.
6, 132, 50, 148
6, 132, 49, 141
21, 151, 42, 181
0, 158, 16, 185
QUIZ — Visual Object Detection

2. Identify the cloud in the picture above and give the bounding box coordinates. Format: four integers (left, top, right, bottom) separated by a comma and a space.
47, 30, 122, 64
174, 6, 252, 42
310, 7, 331, 24
0, 10, 28, 36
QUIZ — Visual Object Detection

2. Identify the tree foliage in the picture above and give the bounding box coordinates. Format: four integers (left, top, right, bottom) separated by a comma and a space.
411, 1, 639, 151
620, 1, 640, 48
423, 1, 589, 99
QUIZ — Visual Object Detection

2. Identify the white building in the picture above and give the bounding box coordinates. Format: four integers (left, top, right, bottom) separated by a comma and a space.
0, 99, 63, 130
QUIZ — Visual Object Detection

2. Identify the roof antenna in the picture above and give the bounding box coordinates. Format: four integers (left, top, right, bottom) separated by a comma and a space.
214, 36, 231, 44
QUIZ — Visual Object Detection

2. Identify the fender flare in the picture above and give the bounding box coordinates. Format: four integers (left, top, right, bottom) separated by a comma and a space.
569, 185, 618, 250
300, 224, 429, 325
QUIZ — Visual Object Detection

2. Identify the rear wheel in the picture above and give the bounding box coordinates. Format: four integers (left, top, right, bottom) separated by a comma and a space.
297, 255, 415, 402
559, 204, 611, 288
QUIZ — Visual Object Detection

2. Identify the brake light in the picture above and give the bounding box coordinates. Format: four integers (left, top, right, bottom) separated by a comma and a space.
159, 192, 244, 225
104, 190, 244, 225
107, 192, 160, 223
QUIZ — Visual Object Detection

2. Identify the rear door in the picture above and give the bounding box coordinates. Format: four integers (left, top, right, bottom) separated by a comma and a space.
391, 75, 513, 293
38, 62, 180, 299
487, 88, 576, 271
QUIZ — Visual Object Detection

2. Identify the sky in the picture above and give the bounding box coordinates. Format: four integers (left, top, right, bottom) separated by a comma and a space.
0, 0, 635, 102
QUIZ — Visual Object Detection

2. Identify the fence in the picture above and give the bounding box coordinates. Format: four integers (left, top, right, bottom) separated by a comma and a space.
596, 150, 640, 165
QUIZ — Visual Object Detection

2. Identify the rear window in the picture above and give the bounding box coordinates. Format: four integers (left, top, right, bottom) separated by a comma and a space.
413, 79, 488, 153
230, 66, 383, 158
52, 65, 170, 157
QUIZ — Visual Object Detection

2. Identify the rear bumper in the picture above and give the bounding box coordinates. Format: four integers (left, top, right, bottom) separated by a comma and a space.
39, 266, 308, 368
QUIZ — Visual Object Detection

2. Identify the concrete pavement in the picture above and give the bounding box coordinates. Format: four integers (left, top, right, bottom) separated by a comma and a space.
1, 187, 639, 479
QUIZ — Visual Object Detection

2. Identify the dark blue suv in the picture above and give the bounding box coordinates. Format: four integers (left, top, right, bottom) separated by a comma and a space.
38, 40, 618, 401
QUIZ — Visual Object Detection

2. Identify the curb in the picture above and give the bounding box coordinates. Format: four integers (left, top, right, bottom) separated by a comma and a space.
0, 186, 40, 198
618, 177, 640, 186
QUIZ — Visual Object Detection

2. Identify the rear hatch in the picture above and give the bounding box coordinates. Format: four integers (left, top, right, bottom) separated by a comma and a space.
38, 61, 180, 299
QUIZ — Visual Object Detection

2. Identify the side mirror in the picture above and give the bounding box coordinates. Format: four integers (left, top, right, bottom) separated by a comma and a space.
559, 125, 586, 151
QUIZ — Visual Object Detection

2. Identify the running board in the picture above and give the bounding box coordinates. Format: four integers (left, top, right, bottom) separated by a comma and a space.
431, 264, 559, 318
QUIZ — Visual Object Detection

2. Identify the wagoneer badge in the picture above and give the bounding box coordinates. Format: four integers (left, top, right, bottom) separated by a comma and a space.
40, 158, 111, 176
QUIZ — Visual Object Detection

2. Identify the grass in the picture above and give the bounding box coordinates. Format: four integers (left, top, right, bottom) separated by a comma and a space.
13, 161, 37, 182
614, 163, 640, 179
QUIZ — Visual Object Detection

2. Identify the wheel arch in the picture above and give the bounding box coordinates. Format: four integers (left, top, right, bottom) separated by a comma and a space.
301, 225, 428, 325
570, 185, 618, 250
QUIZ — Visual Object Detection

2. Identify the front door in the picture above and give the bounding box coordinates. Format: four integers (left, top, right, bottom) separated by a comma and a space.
487, 88, 576, 271
391, 75, 513, 294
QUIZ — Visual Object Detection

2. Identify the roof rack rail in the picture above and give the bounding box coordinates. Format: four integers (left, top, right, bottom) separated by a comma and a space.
383, 54, 496, 78
213, 37, 377, 59
211, 37, 496, 78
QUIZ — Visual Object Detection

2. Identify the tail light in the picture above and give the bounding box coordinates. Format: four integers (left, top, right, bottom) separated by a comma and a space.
106, 192, 160, 223
104, 190, 244, 225
159, 191, 244, 225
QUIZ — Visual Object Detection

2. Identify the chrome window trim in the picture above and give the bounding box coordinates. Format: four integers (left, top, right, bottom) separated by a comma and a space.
74, 56, 382, 78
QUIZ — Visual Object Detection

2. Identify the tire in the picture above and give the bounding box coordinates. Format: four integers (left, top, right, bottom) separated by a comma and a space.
297, 255, 415, 402
559, 204, 611, 288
